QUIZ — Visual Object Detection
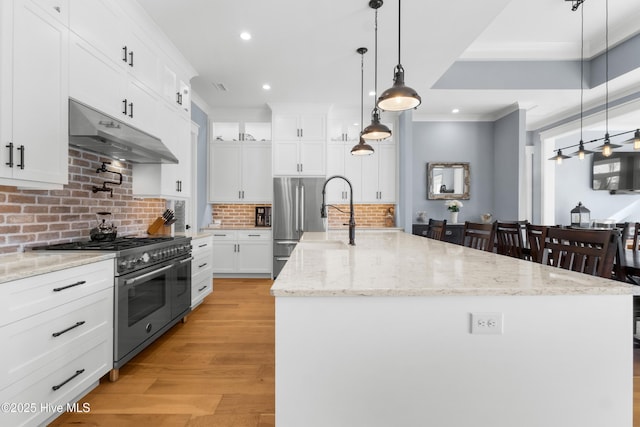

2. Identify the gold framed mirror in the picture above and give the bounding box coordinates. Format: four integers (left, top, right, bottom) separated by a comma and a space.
427, 162, 470, 200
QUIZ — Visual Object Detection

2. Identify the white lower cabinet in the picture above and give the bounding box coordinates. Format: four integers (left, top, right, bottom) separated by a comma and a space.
191, 235, 213, 308
0, 259, 114, 427
211, 229, 272, 276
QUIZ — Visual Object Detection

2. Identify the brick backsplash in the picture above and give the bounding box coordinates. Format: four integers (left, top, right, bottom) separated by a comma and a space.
0, 149, 165, 254
212, 203, 395, 229
212, 204, 271, 228
326, 204, 396, 229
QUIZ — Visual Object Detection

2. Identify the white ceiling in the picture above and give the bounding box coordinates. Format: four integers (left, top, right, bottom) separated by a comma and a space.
136, 0, 640, 133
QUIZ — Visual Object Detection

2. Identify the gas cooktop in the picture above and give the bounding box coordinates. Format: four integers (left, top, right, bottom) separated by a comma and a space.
37, 236, 180, 251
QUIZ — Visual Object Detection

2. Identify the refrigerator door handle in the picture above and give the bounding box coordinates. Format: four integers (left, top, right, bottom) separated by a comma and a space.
276, 241, 298, 245
295, 184, 300, 232
300, 184, 305, 232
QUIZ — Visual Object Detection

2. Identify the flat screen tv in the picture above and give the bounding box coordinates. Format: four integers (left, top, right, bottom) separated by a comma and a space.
592, 152, 640, 193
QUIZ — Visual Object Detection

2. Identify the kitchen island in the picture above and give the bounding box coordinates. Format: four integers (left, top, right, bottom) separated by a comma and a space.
271, 230, 635, 427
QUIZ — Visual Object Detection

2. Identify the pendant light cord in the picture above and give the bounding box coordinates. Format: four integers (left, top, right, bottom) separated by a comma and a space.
360, 51, 365, 132
374, 8, 378, 108
605, 0, 609, 137
397, 0, 402, 65
580, 3, 584, 142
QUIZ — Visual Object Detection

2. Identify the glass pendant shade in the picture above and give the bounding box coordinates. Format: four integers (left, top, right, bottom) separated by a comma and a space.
377, 65, 421, 111
362, 108, 391, 140
351, 136, 375, 156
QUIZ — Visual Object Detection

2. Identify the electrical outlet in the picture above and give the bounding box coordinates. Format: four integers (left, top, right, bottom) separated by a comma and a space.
470, 313, 503, 335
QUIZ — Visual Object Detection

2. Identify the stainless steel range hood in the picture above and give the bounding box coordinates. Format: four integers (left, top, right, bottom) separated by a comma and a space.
68, 98, 178, 164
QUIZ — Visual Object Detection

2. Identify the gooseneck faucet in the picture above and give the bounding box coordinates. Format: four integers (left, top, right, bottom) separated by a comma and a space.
321, 175, 355, 245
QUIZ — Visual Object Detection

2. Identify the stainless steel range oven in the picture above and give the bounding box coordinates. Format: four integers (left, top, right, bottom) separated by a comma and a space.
36, 236, 192, 381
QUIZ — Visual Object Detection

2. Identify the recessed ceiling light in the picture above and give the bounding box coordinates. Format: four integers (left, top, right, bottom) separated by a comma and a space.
452, 108, 460, 114
262, 84, 271, 90
240, 32, 252, 41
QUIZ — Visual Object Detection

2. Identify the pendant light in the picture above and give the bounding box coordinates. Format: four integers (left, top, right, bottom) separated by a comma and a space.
362, 0, 392, 141
549, 149, 571, 165
570, 3, 593, 160
351, 47, 375, 156
595, 0, 620, 157
623, 129, 640, 150
376, 0, 421, 112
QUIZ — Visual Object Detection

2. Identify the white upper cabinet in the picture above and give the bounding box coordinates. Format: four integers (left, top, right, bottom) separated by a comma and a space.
208, 141, 272, 203
0, 0, 69, 188
361, 141, 396, 203
272, 112, 327, 176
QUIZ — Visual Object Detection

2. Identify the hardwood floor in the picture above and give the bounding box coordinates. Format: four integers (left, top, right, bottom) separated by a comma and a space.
49, 279, 640, 426
50, 279, 275, 427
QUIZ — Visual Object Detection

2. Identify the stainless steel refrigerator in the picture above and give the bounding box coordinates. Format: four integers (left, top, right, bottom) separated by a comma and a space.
273, 177, 326, 277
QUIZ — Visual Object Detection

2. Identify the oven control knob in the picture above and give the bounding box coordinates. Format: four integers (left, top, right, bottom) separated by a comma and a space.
141, 252, 150, 263
118, 259, 129, 271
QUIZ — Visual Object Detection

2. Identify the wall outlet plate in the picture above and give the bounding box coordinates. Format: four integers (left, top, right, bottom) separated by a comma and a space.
470, 312, 504, 335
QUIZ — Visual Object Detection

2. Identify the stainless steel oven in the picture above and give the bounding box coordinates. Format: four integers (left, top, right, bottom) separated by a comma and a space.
115, 252, 191, 369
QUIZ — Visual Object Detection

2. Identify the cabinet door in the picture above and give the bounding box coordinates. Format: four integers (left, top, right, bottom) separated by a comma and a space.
237, 241, 271, 273
126, 77, 159, 136
325, 143, 347, 203
377, 143, 396, 203
299, 115, 325, 140
69, 0, 126, 66
242, 143, 272, 202
69, 33, 125, 120
360, 142, 380, 203
212, 241, 237, 273
125, 28, 160, 94
5, 0, 68, 185
344, 149, 363, 202
209, 142, 242, 202
272, 141, 300, 176
273, 115, 300, 140
159, 113, 191, 198
299, 140, 325, 176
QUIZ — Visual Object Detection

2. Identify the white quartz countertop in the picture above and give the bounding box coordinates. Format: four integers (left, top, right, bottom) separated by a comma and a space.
0, 252, 115, 284
270, 230, 636, 297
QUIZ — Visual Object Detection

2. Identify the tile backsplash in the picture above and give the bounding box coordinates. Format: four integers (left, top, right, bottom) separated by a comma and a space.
212, 204, 271, 228
0, 149, 165, 254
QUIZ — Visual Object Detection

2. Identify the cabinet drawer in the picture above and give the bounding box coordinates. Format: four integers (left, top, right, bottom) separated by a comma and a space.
192, 251, 213, 276
0, 337, 111, 427
0, 288, 112, 389
210, 231, 238, 241
0, 259, 114, 327
237, 230, 271, 240
191, 275, 212, 306
192, 236, 213, 254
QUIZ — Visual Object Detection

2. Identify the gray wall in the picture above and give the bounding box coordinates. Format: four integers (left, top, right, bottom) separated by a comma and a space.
554, 131, 640, 224
411, 121, 495, 224
493, 109, 526, 220
191, 102, 210, 230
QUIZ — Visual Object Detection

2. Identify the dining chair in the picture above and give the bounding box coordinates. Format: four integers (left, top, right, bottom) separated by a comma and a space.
426, 219, 447, 241
526, 224, 548, 263
543, 227, 617, 278
632, 222, 640, 251
462, 221, 496, 252
495, 221, 528, 259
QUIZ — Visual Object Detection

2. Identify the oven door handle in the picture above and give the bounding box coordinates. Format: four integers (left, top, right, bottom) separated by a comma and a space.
124, 264, 174, 286
179, 257, 193, 264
